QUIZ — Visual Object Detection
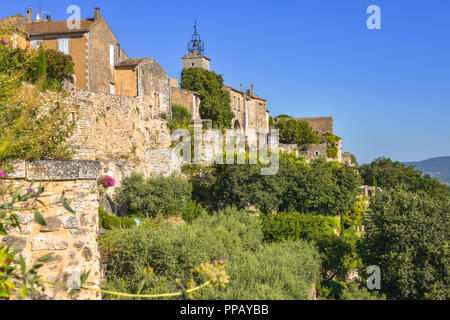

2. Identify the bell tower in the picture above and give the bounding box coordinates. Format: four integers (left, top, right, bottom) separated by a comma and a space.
182, 22, 211, 71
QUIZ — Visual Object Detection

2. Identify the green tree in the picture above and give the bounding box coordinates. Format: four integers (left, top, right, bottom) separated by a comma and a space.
180, 68, 234, 128
275, 118, 321, 145
114, 173, 193, 218
195, 156, 362, 216
359, 157, 449, 200
359, 187, 450, 300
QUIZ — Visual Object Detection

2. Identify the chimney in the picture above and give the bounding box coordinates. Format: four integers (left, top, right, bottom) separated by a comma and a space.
26, 7, 32, 23
251, 84, 254, 96
46, 15, 51, 22
94, 7, 101, 21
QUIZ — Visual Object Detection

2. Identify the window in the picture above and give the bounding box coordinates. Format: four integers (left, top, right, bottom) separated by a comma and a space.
110, 84, 115, 95
109, 44, 115, 66
31, 38, 43, 49
58, 37, 69, 55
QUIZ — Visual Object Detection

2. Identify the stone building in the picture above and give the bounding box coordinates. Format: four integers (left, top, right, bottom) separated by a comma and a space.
0, 6, 171, 117
223, 84, 270, 134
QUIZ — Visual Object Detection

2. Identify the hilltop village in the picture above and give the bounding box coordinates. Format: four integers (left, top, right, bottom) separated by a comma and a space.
1, 6, 355, 167
0, 6, 372, 300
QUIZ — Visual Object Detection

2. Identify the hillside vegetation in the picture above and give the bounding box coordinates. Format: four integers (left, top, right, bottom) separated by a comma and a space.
402, 156, 450, 186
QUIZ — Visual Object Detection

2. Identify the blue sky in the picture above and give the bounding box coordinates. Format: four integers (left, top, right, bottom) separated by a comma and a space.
5, 0, 450, 164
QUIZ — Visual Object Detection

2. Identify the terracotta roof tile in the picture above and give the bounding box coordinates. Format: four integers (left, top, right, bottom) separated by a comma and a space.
23, 19, 96, 35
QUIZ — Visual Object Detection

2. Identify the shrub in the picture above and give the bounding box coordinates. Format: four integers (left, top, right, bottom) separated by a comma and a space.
0, 29, 75, 161
181, 200, 206, 224
261, 211, 360, 282
340, 282, 386, 300
98, 207, 136, 230
261, 212, 338, 242
167, 104, 191, 132
196, 241, 321, 300
0, 83, 74, 161
113, 173, 193, 218
275, 118, 321, 145
101, 208, 321, 300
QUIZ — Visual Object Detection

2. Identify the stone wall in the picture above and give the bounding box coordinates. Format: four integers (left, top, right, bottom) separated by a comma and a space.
342, 152, 355, 167
60, 87, 182, 193
0, 160, 102, 300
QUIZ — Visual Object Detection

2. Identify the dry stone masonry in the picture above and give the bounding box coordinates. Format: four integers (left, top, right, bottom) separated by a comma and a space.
0, 160, 102, 300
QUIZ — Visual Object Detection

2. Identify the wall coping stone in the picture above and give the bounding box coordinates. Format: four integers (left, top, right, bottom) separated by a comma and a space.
2, 160, 99, 181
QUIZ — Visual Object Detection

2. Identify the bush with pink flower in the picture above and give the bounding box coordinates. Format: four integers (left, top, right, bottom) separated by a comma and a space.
100, 175, 115, 188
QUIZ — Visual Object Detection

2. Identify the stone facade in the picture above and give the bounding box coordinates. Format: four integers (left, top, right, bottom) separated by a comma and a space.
223, 85, 269, 133
0, 160, 102, 300
182, 50, 211, 70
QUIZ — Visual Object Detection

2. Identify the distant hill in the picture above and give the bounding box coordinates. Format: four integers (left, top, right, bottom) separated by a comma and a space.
402, 156, 450, 186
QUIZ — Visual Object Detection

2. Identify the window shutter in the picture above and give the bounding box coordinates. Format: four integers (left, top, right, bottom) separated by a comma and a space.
58, 38, 69, 55
110, 44, 115, 66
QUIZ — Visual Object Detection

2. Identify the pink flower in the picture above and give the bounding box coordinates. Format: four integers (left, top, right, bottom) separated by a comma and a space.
0, 170, 5, 178
0, 40, 7, 46
26, 188, 37, 197
101, 175, 115, 188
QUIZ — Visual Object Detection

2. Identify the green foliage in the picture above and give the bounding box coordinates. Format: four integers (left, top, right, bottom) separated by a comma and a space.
340, 282, 386, 300
0, 30, 74, 92
197, 156, 362, 216
343, 197, 366, 227
359, 188, 450, 300
275, 118, 321, 145
268, 115, 274, 126
0, 84, 74, 161
359, 157, 449, 200
181, 200, 206, 224
180, 67, 234, 128
197, 240, 321, 300
275, 114, 292, 119
113, 173, 193, 218
261, 212, 337, 242
0, 31, 74, 161
260, 211, 360, 282
323, 133, 342, 159
167, 104, 191, 132
350, 154, 358, 167
317, 280, 347, 300
100, 208, 321, 300
98, 207, 136, 230
36, 46, 47, 90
